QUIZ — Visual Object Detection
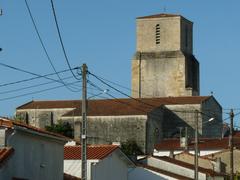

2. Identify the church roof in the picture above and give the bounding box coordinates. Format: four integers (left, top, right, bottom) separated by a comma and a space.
137, 13, 180, 19
16, 96, 211, 116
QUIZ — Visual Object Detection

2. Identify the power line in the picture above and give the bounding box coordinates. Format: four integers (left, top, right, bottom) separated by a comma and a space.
87, 80, 158, 115
87, 72, 228, 115
0, 62, 81, 91
88, 71, 159, 109
49, 0, 80, 80
87, 80, 226, 132
0, 67, 77, 87
0, 80, 81, 101
0, 75, 78, 95
24, 0, 78, 92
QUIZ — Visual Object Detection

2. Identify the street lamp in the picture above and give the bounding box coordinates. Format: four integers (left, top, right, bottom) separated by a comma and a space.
194, 110, 215, 180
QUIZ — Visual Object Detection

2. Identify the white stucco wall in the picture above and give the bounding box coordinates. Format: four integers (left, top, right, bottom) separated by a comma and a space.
64, 150, 130, 180
145, 157, 207, 179
153, 149, 221, 157
128, 167, 177, 180
4, 129, 65, 180
91, 151, 129, 180
64, 159, 98, 179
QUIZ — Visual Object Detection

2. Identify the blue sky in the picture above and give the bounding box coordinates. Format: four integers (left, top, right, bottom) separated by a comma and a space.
0, 1, 240, 126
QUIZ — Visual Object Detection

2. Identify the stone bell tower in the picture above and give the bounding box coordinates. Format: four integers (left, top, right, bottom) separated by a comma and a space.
131, 14, 199, 98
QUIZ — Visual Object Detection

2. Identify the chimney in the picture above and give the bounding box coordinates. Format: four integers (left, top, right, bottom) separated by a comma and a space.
180, 127, 189, 150
214, 157, 222, 173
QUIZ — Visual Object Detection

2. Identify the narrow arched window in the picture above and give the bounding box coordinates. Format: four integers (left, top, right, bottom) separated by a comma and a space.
156, 24, 160, 45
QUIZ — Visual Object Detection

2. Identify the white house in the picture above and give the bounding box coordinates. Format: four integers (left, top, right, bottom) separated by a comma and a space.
154, 138, 240, 156
64, 145, 135, 180
128, 163, 194, 180
133, 156, 226, 180
0, 117, 67, 180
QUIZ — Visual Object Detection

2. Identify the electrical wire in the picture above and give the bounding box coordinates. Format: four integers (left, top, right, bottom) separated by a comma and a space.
0, 67, 77, 87
0, 80, 81, 101
87, 80, 157, 115
0, 75, 78, 95
87, 71, 228, 115
87, 80, 229, 133
24, 0, 78, 92
0, 62, 81, 91
88, 71, 239, 131
49, 0, 80, 80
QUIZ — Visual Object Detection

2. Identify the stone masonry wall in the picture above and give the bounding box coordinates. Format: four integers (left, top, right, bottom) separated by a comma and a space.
71, 115, 149, 153
132, 51, 197, 98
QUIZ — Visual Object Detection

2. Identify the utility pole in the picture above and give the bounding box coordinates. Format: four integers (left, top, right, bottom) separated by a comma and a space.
194, 110, 199, 180
81, 64, 88, 180
230, 109, 234, 180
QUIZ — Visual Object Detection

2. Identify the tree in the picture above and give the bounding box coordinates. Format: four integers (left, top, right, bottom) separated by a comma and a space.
121, 140, 143, 156
45, 121, 73, 138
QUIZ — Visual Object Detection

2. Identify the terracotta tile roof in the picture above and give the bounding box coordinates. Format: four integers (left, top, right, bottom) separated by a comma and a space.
64, 145, 119, 160
138, 164, 194, 180
16, 100, 81, 110
203, 148, 240, 158
153, 156, 226, 177
64, 173, 81, 180
137, 13, 180, 19
234, 131, 240, 137
0, 147, 14, 167
155, 137, 240, 151
0, 117, 68, 141
16, 96, 210, 117
174, 151, 214, 161
16, 97, 211, 116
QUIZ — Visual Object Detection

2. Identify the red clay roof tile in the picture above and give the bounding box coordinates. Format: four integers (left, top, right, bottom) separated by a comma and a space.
64, 173, 81, 180
152, 156, 226, 177
155, 137, 240, 151
17, 96, 211, 116
64, 145, 119, 160
137, 164, 194, 180
0, 147, 14, 167
0, 117, 68, 140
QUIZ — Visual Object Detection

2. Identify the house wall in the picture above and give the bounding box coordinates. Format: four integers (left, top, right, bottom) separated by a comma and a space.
206, 149, 240, 174
0, 159, 12, 180
142, 157, 207, 179
128, 167, 177, 180
91, 150, 129, 180
16, 108, 74, 128
5, 129, 65, 180
174, 153, 215, 171
153, 150, 221, 157
64, 159, 98, 179
68, 115, 149, 153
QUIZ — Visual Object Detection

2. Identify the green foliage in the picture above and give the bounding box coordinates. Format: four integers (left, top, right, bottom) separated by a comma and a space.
121, 140, 143, 156
45, 121, 73, 138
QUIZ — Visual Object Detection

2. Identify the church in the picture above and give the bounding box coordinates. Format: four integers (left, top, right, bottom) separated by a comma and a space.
16, 13, 222, 154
